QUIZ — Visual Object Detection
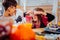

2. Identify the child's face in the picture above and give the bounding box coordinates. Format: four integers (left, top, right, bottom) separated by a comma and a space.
32, 15, 41, 28
7, 6, 16, 15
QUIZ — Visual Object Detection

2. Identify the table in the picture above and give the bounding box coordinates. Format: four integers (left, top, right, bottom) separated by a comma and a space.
32, 28, 44, 33
32, 28, 60, 40
33, 28, 45, 40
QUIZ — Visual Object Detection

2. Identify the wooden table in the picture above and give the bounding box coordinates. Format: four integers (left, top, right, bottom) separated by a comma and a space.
32, 28, 60, 40
32, 28, 46, 40
32, 28, 44, 33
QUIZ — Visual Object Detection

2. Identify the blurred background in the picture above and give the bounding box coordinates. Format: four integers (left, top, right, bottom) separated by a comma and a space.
0, 0, 60, 25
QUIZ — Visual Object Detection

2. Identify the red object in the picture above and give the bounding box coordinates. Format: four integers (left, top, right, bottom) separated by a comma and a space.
25, 16, 32, 22
41, 15, 48, 26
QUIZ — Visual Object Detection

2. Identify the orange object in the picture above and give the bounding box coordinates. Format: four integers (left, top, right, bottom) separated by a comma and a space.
58, 22, 60, 26
10, 23, 35, 40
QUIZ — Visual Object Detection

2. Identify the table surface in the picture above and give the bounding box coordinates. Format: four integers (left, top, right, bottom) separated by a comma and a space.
33, 28, 60, 40
32, 28, 44, 32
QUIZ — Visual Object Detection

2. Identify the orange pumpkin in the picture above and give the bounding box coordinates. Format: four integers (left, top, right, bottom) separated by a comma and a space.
10, 23, 35, 40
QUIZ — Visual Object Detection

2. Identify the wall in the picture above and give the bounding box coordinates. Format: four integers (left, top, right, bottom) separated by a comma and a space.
20, 0, 54, 6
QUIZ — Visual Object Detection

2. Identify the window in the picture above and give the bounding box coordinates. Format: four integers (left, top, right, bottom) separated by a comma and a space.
0, 0, 2, 16
0, 0, 2, 10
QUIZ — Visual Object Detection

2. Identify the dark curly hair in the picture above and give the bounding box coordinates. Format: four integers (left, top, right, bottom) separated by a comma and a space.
2, 0, 17, 10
